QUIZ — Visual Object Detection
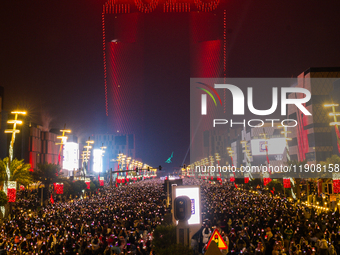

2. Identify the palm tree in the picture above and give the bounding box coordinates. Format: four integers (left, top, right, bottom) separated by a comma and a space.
31, 163, 63, 203
0, 158, 32, 218
0, 158, 32, 187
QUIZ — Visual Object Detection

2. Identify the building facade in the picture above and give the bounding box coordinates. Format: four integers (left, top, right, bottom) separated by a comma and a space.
28, 124, 61, 171
287, 67, 340, 163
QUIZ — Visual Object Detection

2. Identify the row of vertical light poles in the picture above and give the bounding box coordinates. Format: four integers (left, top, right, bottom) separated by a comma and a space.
81, 137, 95, 179
191, 153, 222, 179
115, 153, 154, 183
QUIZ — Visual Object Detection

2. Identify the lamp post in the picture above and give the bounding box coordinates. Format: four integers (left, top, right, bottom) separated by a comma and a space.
117, 153, 123, 180
240, 140, 253, 181
204, 157, 209, 179
324, 103, 340, 152
3, 110, 26, 216
81, 150, 90, 179
227, 147, 234, 167
200, 159, 205, 179
5, 111, 27, 165
56, 126, 71, 166
259, 130, 270, 165
215, 153, 221, 180
126, 157, 131, 177
131, 159, 135, 176
82, 137, 94, 178
278, 125, 292, 161
209, 156, 214, 179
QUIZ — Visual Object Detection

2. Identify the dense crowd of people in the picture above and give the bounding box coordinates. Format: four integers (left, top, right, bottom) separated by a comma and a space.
198, 182, 340, 255
0, 178, 340, 255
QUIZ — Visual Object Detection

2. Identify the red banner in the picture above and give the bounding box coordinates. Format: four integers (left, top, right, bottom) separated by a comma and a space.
230, 176, 235, 182
85, 181, 91, 190
7, 188, 16, 202
334, 180, 340, 193
55, 183, 64, 194
263, 177, 271, 186
283, 178, 291, 188
244, 177, 249, 184
99, 177, 104, 186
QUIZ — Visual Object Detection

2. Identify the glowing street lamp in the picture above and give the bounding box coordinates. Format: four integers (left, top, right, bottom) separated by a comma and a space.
227, 147, 234, 166
5, 110, 26, 164
56, 127, 71, 166
240, 140, 253, 181
82, 137, 94, 177
278, 125, 292, 161
126, 157, 131, 170
259, 130, 270, 165
324, 103, 340, 152
3, 110, 26, 215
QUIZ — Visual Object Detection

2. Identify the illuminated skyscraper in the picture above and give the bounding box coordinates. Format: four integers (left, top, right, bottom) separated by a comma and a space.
102, 0, 225, 158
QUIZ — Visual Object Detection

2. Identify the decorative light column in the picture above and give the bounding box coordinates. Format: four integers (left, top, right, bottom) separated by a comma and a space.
209, 155, 214, 180
204, 157, 209, 180
126, 157, 131, 177
324, 103, 340, 152
3, 110, 26, 216
56, 127, 71, 165
240, 140, 253, 182
82, 137, 94, 177
215, 153, 221, 181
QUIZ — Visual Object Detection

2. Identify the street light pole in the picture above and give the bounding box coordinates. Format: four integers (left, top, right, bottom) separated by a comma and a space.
324, 103, 340, 152
2, 110, 26, 216
56, 125, 71, 166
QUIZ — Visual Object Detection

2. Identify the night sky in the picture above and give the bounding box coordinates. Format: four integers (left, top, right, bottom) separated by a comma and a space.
1, 0, 340, 167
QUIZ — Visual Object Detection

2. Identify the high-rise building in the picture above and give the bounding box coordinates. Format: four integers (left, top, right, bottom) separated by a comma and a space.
102, 1, 225, 160
287, 67, 340, 163
28, 124, 61, 171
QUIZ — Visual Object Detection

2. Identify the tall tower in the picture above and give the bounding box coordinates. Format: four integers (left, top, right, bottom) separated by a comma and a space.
102, 0, 225, 159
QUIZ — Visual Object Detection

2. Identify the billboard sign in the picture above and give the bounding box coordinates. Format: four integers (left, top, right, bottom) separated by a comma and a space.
93, 149, 103, 173
173, 186, 201, 225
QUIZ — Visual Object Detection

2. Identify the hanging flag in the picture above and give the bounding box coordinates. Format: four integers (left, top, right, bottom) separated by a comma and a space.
50, 194, 54, 204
